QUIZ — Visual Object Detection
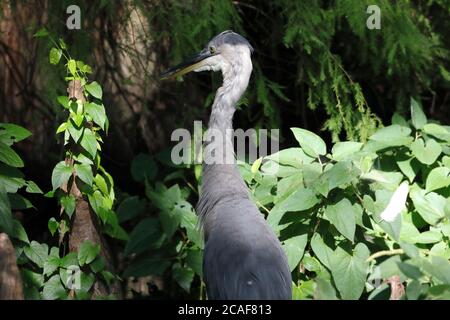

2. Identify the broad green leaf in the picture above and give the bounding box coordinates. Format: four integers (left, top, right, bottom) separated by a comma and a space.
49, 47, 62, 65
34, 27, 48, 37
26, 180, 42, 194
316, 161, 360, 196
173, 264, 195, 292
124, 218, 164, 256
48, 218, 59, 236
186, 249, 203, 277
0, 188, 13, 234
80, 129, 97, 158
330, 243, 370, 300
11, 220, 29, 243
24, 241, 49, 268
131, 153, 158, 182
42, 275, 66, 300
85, 102, 106, 130
310, 234, 334, 269
283, 234, 308, 271
425, 167, 450, 192
397, 158, 419, 183
85, 81, 103, 99
410, 188, 446, 225
410, 98, 427, 129
78, 240, 100, 266
415, 230, 442, 244
424, 123, 450, 141
279, 187, 319, 213
51, 161, 72, 190
411, 138, 442, 165
117, 196, 146, 223
74, 163, 93, 186
123, 256, 170, 278
68, 59, 77, 76
0, 123, 32, 144
67, 121, 83, 143
0, 141, 24, 167
180, 206, 203, 249
423, 256, 450, 284
369, 125, 412, 147
324, 199, 356, 242
60, 195, 75, 217
331, 141, 363, 161
56, 96, 69, 109
291, 128, 326, 158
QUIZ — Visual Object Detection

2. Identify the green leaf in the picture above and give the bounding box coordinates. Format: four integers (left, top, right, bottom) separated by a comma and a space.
85, 102, 106, 130
330, 243, 370, 300
51, 161, 72, 190
410, 98, 427, 129
48, 218, 59, 236
42, 275, 67, 300
0, 123, 32, 144
8, 193, 33, 210
117, 196, 146, 223
60, 195, 76, 218
324, 199, 356, 242
85, 81, 103, 99
0, 141, 24, 167
310, 234, 334, 269
283, 234, 308, 271
49, 47, 62, 65
43, 253, 61, 276
173, 264, 195, 292
11, 220, 29, 243
56, 96, 70, 109
78, 240, 100, 266
67, 121, 83, 143
74, 163, 93, 186
80, 129, 97, 158
186, 249, 203, 277
411, 138, 442, 165
124, 218, 164, 256
331, 141, 363, 161
24, 241, 49, 268
423, 123, 450, 141
317, 161, 360, 196
369, 125, 412, 147
89, 256, 106, 273
123, 256, 170, 278
180, 206, 203, 249
291, 128, 326, 158
397, 158, 419, 183
415, 230, 442, 244
426, 167, 450, 192
72, 113, 84, 128
423, 256, 450, 284
60, 252, 78, 268
26, 180, 43, 194
34, 27, 48, 38
0, 188, 13, 234
131, 154, 158, 182
410, 188, 446, 225
279, 187, 319, 213
68, 59, 77, 76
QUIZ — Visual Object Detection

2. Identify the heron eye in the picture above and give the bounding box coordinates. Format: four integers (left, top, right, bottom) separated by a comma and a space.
209, 46, 216, 54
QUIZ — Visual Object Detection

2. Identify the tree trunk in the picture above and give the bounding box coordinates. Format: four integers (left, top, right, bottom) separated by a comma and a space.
0, 233, 24, 300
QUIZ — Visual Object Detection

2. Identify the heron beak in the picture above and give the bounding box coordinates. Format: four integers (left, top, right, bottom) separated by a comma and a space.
160, 50, 213, 80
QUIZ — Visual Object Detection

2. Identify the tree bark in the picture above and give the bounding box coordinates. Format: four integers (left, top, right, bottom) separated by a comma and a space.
0, 233, 24, 300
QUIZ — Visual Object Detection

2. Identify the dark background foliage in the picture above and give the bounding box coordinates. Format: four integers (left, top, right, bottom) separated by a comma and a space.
0, 0, 449, 299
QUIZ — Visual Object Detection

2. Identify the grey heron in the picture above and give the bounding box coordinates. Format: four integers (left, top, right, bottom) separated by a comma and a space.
161, 30, 292, 300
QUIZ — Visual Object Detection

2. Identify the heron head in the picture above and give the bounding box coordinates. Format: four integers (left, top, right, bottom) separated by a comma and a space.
160, 30, 253, 80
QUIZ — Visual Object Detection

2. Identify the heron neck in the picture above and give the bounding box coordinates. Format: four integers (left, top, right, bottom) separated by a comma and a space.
205, 56, 252, 164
